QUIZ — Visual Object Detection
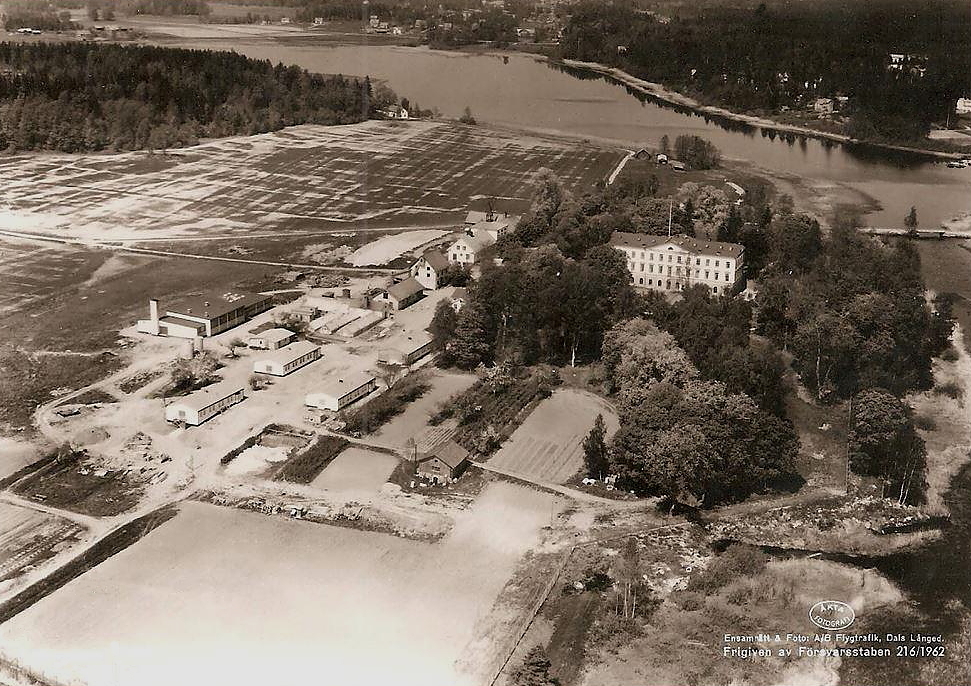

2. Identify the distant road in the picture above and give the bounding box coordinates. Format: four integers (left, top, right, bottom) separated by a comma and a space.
0, 229, 404, 274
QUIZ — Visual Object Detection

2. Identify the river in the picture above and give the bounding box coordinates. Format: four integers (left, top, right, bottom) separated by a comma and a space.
161, 41, 971, 230
151, 37, 971, 685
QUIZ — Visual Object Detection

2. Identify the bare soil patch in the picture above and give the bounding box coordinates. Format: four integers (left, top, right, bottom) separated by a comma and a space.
0, 485, 557, 686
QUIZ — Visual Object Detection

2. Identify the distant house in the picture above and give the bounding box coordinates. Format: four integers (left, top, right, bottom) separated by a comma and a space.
313, 17, 325, 25
372, 277, 425, 311
137, 292, 272, 339
670, 160, 687, 172
410, 250, 449, 290
469, 216, 515, 242
165, 380, 245, 426
813, 97, 834, 115
957, 97, 971, 115
448, 233, 496, 265
382, 104, 409, 119
416, 439, 470, 483
247, 328, 295, 350
634, 148, 651, 160
252, 340, 321, 377
306, 372, 377, 412
656, 153, 669, 164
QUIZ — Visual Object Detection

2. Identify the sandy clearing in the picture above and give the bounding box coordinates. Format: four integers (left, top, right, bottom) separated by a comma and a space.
0, 482, 556, 686
223, 444, 288, 477
311, 446, 398, 494
347, 229, 447, 266
488, 389, 619, 483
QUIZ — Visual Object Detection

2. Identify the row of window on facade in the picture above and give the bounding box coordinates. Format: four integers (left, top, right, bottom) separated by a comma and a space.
625, 250, 732, 269
627, 261, 732, 283
635, 277, 721, 294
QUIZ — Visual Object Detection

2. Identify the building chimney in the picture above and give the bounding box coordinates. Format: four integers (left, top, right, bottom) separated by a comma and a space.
149, 298, 159, 323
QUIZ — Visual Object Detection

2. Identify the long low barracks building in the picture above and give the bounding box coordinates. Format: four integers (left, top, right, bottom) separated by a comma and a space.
610, 232, 745, 296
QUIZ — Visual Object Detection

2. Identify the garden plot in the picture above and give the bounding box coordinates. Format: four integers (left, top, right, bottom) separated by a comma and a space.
487, 389, 619, 484
311, 446, 398, 495
374, 370, 478, 449
0, 120, 622, 242
0, 483, 558, 686
0, 503, 84, 588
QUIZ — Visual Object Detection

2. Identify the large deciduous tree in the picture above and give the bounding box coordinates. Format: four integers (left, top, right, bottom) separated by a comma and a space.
849, 388, 927, 504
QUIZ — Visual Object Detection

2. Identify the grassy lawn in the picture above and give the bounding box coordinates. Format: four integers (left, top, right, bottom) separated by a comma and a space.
783, 376, 850, 491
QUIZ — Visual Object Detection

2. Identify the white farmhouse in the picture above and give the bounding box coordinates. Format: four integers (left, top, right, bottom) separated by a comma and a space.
410, 250, 449, 289
448, 232, 495, 265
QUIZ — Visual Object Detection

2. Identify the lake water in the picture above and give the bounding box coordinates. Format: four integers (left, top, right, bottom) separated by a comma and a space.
166, 41, 971, 229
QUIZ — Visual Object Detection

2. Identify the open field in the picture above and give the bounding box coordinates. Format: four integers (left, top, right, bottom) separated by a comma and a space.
0, 120, 623, 243
0, 503, 84, 587
0, 239, 107, 317
0, 485, 559, 686
488, 389, 619, 484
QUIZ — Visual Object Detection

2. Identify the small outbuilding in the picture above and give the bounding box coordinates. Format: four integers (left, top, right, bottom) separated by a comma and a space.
247, 328, 295, 350
252, 340, 321, 377
416, 439, 470, 483
372, 277, 425, 311
164, 380, 245, 426
306, 372, 377, 412
377, 332, 435, 366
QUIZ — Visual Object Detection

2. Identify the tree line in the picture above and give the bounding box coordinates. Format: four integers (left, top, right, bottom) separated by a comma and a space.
1, 0, 74, 30
0, 42, 382, 152
560, 0, 971, 144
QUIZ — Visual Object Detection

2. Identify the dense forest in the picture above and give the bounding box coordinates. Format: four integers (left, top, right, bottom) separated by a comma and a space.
0, 43, 382, 152
1, 0, 75, 30
560, 0, 971, 143
86, 0, 212, 17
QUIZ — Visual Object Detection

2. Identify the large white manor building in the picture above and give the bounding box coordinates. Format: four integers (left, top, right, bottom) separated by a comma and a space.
611, 232, 745, 296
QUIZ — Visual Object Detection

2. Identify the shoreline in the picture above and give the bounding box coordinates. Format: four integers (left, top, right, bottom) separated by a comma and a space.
554, 57, 968, 163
